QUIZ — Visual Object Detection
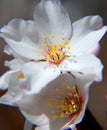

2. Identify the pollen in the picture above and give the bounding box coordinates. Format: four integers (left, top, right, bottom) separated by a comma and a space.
48, 83, 81, 120
56, 88, 60, 91
68, 46, 71, 50
62, 37, 65, 40
66, 40, 70, 44
51, 110, 56, 114
18, 73, 24, 79
52, 115, 59, 120
41, 49, 45, 53
51, 35, 55, 39
48, 103, 53, 107
36, 53, 41, 56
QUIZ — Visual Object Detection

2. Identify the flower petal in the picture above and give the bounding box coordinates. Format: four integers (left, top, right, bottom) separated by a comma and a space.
71, 15, 107, 54
21, 62, 60, 95
0, 19, 44, 60
0, 71, 26, 105
5, 59, 23, 70
0, 70, 18, 90
21, 112, 50, 130
60, 54, 103, 82
17, 74, 90, 130
0, 88, 24, 106
88, 43, 100, 55
0, 69, 29, 105
35, 124, 50, 130
23, 120, 33, 130
33, 0, 71, 44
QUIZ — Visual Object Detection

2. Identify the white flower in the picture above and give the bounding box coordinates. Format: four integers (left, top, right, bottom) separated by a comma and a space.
0, 0, 106, 95
17, 74, 93, 130
0, 0, 106, 129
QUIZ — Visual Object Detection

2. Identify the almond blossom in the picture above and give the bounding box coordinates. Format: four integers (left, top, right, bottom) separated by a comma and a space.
0, 0, 106, 95
19, 73, 94, 130
0, 0, 106, 130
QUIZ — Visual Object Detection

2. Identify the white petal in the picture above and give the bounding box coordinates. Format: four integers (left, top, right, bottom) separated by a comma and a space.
4, 45, 14, 55
2, 37, 44, 60
5, 59, 23, 70
0, 70, 27, 105
0, 70, 18, 90
23, 120, 33, 130
71, 15, 107, 54
0, 19, 44, 60
21, 111, 50, 130
60, 54, 103, 82
35, 125, 50, 130
17, 74, 90, 130
33, 0, 71, 44
0, 71, 26, 106
21, 62, 60, 95
4, 45, 30, 64
0, 88, 24, 106
88, 43, 100, 55
0, 18, 24, 41
0, 18, 39, 43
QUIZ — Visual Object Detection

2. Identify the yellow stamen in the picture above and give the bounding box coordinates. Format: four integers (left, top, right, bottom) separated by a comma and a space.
62, 37, 65, 40
51, 35, 55, 39
52, 115, 59, 120
51, 110, 56, 114
48, 103, 53, 107
18, 73, 24, 79
56, 88, 60, 91
68, 46, 71, 50
60, 112, 65, 118
48, 83, 81, 120
41, 49, 45, 53
63, 82, 68, 87
66, 40, 70, 44
36, 53, 41, 56
38, 35, 71, 66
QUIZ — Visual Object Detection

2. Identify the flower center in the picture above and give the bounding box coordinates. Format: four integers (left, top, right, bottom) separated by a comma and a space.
38, 36, 71, 66
48, 82, 82, 120
46, 44, 66, 65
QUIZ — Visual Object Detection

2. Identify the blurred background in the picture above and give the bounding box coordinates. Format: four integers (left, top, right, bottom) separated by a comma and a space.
0, 0, 107, 130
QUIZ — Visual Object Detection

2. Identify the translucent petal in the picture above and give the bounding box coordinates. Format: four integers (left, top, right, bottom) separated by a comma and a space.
21, 62, 60, 94
0, 88, 24, 106
5, 59, 23, 70
0, 70, 28, 105
60, 54, 103, 82
71, 15, 107, 54
0, 70, 18, 90
4, 45, 29, 63
33, 0, 71, 44
21, 111, 49, 130
0, 19, 44, 60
